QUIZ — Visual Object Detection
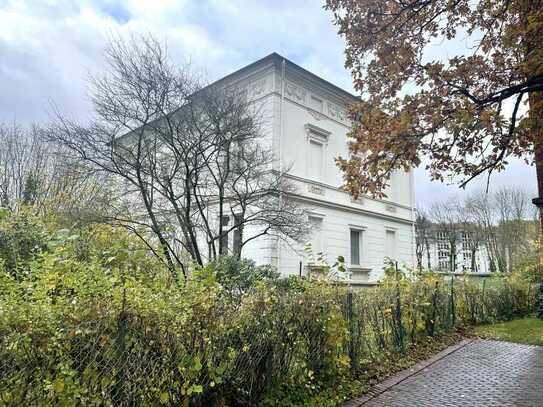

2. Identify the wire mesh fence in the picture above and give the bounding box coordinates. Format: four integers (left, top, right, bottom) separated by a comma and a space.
0, 275, 537, 406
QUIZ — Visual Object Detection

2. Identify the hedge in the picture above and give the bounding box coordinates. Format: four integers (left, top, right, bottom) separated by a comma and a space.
0, 220, 537, 406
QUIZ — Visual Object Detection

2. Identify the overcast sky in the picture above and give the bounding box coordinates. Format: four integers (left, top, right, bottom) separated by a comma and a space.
0, 0, 536, 205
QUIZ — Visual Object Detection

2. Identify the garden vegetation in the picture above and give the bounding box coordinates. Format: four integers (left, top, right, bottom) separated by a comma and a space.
0, 210, 537, 406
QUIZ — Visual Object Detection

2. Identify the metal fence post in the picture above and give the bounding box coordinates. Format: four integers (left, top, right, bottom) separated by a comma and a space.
450, 274, 456, 327
481, 278, 486, 322
395, 280, 405, 351
347, 288, 355, 370
538, 282, 543, 319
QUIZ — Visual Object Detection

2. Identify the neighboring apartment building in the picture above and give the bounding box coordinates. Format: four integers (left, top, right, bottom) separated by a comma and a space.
205, 53, 416, 283
418, 227, 494, 273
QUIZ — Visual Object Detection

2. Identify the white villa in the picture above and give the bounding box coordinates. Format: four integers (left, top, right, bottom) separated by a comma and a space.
206, 53, 416, 283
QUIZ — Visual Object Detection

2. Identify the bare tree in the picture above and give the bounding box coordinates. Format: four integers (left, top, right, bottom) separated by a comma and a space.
48, 34, 308, 279
460, 197, 488, 272
426, 188, 539, 274
429, 199, 463, 272
0, 123, 50, 211
415, 207, 433, 271
493, 187, 538, 271
462, 191, 499, 271
0, 122, 109, 221
419, 187, 538, 274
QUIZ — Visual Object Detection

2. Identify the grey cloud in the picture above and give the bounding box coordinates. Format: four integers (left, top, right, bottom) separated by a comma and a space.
0, 0, 535, 205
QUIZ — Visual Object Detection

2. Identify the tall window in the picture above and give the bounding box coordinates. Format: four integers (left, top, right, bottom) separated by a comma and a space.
305, 124, 330, 183
231, 139, 245, 171
350, 229, 361, 265
308, 140, 323, 181
385, 230, 397, 260
309, 216, 323, 254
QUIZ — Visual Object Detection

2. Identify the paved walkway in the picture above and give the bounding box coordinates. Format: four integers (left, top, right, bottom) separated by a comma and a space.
344, 339, 543, 407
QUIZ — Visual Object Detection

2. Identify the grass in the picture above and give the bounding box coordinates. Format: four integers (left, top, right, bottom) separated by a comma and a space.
474, 317, 543, 346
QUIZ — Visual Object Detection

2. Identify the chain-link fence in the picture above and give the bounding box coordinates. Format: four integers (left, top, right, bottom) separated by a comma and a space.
0, 276, 537, 406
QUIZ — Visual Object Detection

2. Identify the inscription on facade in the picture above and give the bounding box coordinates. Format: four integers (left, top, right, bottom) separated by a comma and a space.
307, 184, 325, 196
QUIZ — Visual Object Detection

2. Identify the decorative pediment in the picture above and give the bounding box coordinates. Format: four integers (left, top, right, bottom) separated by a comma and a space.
304, 123, 331, 144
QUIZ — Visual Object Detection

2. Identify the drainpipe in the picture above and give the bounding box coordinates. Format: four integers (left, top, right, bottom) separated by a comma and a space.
410, 170, 416, 271
277, 58, 286, 271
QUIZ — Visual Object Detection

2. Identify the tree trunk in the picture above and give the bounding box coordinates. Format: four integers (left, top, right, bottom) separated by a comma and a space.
524, 0, 542, 309
135, 173, 179, 280
532, 94, 543, 320
218, 188, 225, 256
525, 0, 543, 235
532, 125, 543, 235
425, 239, 431, 270
449, 239, 457, 273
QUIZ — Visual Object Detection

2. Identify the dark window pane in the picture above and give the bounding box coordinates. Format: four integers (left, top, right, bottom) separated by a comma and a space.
350, 230, 360, 265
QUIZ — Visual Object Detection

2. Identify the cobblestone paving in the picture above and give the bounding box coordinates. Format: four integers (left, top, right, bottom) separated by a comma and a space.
358, 340, 543, 407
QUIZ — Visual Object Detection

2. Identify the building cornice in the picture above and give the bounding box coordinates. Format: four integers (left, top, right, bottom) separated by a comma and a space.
286, 191, 415, 225
283, 173, 414, 212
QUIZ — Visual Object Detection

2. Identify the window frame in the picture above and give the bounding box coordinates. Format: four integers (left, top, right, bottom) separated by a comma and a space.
304, 123, 330, 183
308, 139, 324, 181
308, 214, 324, 256
350, 229, 362, 266
348, 224, 366, 267
385, 228, 397, 261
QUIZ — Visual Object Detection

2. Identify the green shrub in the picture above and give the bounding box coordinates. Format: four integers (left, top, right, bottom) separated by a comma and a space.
0, 212, 538, 406
0, 208, 49, 278
207, 256, 279, 295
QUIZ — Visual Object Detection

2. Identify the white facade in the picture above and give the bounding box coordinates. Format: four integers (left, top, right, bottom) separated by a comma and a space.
211, 53, 416, 282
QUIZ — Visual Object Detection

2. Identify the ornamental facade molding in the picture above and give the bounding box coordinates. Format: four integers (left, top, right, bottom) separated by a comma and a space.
227, 74, 350, 126
227, 76, 271, 102
283, 80, 350, 125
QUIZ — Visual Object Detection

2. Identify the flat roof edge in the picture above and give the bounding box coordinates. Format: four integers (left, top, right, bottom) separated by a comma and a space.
209, 52, 359, 102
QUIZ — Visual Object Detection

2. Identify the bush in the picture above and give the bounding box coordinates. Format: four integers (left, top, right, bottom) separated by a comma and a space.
0, 214, 538, 406
513, 261, 543, 284
208, 256, 279, 295
0, 208, 49, 278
